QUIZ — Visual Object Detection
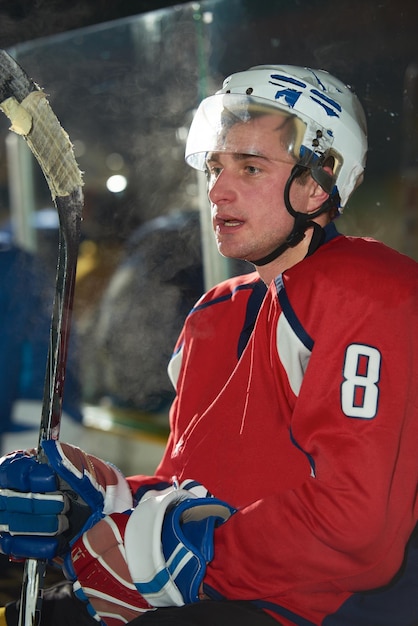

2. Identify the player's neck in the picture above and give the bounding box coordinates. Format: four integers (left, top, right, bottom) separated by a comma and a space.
255, 214, 331, 285
254, 233, 312, 285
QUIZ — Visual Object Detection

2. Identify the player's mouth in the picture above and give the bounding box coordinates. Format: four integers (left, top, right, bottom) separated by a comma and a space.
214, 215, 245, 231
223, 219, 243, 227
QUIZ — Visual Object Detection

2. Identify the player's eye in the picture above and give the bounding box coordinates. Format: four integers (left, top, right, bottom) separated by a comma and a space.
205, 163, 222, 181
245, 164, 261, 175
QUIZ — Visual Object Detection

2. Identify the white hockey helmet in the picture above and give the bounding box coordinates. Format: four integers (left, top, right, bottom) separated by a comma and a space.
185, 65, 368, 210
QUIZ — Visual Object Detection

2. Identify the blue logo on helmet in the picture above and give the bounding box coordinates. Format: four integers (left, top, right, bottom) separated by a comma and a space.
269, 74, 341, 118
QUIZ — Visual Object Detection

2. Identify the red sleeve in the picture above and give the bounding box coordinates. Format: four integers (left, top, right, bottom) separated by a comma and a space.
126, 431, 176, 498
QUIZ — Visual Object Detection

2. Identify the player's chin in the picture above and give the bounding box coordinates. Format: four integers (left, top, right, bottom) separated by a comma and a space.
217, 242, 249, 261
215, 236, 250, 260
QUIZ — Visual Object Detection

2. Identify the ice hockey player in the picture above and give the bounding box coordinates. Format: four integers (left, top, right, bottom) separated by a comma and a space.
1, 65, 417, 626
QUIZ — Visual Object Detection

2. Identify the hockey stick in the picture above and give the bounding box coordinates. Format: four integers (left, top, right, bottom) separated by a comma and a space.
0, 50, 83, 625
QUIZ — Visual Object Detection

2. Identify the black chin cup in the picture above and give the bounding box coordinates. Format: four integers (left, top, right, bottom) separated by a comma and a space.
252, 164, 334, 267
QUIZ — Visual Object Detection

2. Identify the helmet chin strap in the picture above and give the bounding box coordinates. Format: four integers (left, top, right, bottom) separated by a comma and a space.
251, 164, 334, 267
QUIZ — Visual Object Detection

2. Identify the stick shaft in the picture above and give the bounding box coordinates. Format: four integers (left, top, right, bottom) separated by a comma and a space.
0, 50, 83, 626
18, 560, 47, 626
39, 190, 82, 445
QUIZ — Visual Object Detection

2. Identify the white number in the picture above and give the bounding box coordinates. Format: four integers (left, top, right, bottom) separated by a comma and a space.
341, 344, 381, 419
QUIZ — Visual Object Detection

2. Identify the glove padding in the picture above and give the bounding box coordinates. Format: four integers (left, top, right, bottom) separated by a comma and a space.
65, 513, 153, 626
63, 481, 235, 626
0, 441, 132, 560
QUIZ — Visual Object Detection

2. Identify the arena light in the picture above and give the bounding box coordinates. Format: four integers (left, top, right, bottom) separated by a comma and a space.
106, 174, 127, 193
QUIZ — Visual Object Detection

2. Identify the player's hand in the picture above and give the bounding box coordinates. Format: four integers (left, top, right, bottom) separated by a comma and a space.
63, 481, 235, 625
0, 441, 132, 560
126, 483, 235, 606
64, 512, 154, 625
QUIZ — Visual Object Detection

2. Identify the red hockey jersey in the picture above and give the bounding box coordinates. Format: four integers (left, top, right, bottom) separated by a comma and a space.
128, 224, 418, 625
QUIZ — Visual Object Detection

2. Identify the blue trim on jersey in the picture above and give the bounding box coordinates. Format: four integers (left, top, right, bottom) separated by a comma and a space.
190, 281, 261, 314
204, 525, 418, 625
276, 281, 314, 352
323, 221, 340, 243
290, 427, 316, 477
188, 279, 267, 360
171, 342, 183, 358
323, 523, 418, 626
254, 600, 317, 626
274, 223, 339, 352
201, 582, 226, 601
203, 584, 317, 626
237, 280, 267, 358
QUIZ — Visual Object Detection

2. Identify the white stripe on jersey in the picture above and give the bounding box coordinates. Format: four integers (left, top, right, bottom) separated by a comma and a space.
277, 312, 312, 396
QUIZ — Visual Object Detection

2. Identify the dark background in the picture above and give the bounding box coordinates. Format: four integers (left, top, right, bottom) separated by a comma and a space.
1, 0, 416, 179
1, 0, 417, 182
0, 0, 187, 47
0, 0, 417, 257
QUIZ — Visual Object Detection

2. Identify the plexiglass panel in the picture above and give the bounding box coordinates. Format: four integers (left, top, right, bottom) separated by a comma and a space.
0, 0, 416, 414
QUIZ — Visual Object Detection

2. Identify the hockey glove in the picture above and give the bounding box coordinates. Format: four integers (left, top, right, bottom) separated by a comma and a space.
126, 483, 235, 606
64, 512, 154, 626
0, 440, 132, 560
63, 482, 235, 626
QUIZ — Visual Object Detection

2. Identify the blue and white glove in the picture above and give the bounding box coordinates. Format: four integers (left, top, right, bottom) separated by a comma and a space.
125, 482, 235, 607
0, 441, 132, 560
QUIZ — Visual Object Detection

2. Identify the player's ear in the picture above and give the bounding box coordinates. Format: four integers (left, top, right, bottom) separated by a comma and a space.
307, 165, 333, 213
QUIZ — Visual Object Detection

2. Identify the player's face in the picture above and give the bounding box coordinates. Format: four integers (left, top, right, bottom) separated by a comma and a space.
205, 114, 309, 263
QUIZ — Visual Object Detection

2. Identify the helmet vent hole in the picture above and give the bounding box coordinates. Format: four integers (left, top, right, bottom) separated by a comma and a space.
246, 87, 253, 95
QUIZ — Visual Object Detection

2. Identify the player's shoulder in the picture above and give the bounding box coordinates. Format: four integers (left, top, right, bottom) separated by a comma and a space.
283, 224, 418, 324
309, 224, 418, 287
